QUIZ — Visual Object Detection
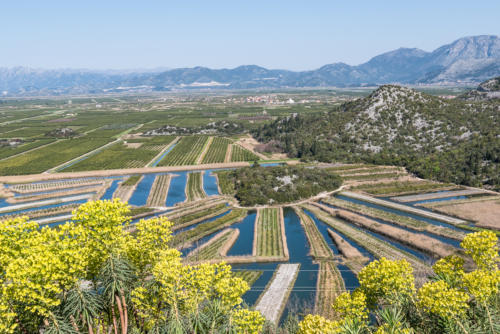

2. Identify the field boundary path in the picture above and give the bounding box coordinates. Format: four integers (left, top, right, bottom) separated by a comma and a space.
340, 191, 467, 225
196, 136, 213, 164
0, 162, 251, 183
224, 144, 232, 163
255, 263, 300, 324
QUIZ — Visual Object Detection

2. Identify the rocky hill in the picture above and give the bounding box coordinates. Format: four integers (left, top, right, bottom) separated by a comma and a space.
459, 76, 500, 101
1, 35, 499, 96
253, 83, 500, 188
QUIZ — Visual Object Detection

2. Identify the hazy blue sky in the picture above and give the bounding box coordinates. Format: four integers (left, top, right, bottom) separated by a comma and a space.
1, 1, 498, 70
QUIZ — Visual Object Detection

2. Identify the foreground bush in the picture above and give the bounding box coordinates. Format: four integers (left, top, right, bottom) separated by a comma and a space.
0, 200, 264, 334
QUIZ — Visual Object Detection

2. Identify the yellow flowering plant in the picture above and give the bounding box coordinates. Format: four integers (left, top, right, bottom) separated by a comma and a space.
358, 257, 415, 307
297, 314, 341, 334
417, 280, 469, 320
460, 231, 499, 271
231, 308, 266, 334
332, 289, 369, 321
432, 255, 465, 287
462, 269, 500, 303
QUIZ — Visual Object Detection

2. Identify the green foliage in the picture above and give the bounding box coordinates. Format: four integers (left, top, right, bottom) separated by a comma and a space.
202, 137, 232, 163
157, 136, 208, 166
231, 144, 260, 162
220, 165, 342, 206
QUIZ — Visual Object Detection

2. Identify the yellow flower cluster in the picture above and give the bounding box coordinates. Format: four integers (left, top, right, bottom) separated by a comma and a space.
231, 308, 266, 334
432, 255, 464, 287
462, 270, 500, 303
374, 323, 413, 334
297, 314, 341, 334
333, 290, 368, 321
417, 280, 469, 320
358, 257, 415, 305
460, 231, 499, 270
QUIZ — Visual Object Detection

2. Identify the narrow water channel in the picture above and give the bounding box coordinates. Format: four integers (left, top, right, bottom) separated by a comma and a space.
100, 179, 123, 200
226, 211, 256, 256
203, 170, 220, 196
128, 174, 156, 206
165, 172, 188, 206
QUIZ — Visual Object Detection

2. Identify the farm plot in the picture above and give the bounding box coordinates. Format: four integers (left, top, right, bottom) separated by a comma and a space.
294, 207, 334, 260
0, 203, 79, 222
335, 209, 458, 259
172, 208, 247, 248
186, 228, 239, 261
67, 136, 176, 171
9, 178, 105, 194
186, 172, 206, 201
233, 270, 263, 287
0, 137, 113, 175
350, 180, 459, 196
0, 139, 56, 160
255, 263, 300, 324
157, 136, 208, 166
315, 261, 345, 319
340, 191, 467, 225
146, 174, 171, 207
255, 208, 286, 257
168, 203, 230, 231
302, 203, 430, 273
322, 197, 466, 241
341, 172, 403, 182
7, 185, 103, 204
391, 189, 488, 203
421, 196, 500, 231
164, 197, 228, 221
230, 144, 260, 162
201, 137, 232, 164
327, 229, 366, 261
113, 175, 143, 203
337, 166, 404, 177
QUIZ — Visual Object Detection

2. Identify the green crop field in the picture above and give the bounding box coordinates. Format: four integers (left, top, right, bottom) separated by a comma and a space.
157, 136, 208, 166
66, 136, 175, 171
256, 208, 284, 257
201, 137, 232, 163
0, 137, 112, 175
186, 172, 206, 201
230, 144, 260, 162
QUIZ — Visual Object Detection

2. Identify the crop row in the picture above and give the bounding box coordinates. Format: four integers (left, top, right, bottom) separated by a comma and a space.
67, 136, 176, 171
230, 144, 260, 162
10, 179, 105, 193
8, 185, 102, 204
315, 261, 345, 319
302, 204, 430, 273
0, 137, 114, 175
172, 208, 247, 247
350, 180, 458, 196
187, 229, 236, 261
322, 197, 466, 240
186, 172, 206, 201
164, 198, 227, 221
0, 203, 80, 222
341, 172, 402, 181
337, 166, 403, 176
157, 136, 208, 166
169, 204, 230, 232
201, 137, 232, 164
146, 174, 171, 207
0, 139, 56, 160
255, 208, 284, 257
233, 270, 263, 287
294, 207, 334, 260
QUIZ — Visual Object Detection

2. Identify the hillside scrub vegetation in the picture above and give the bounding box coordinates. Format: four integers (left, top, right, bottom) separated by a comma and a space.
253, 84, 500, 190
217, 165, 342, 206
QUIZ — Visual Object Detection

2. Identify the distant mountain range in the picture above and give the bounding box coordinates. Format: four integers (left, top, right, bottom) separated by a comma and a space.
1, 35, 499, 96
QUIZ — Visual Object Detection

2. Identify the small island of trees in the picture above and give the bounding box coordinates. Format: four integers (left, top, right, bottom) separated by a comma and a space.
217, 165, 342, 206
